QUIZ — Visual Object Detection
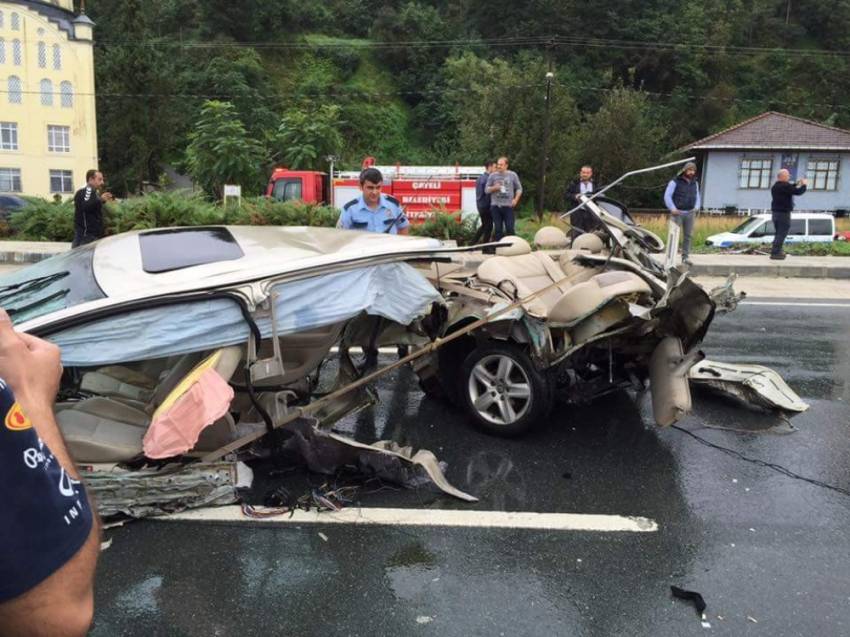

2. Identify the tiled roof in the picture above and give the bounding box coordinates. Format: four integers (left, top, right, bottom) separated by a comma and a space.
682, 112, 850, 151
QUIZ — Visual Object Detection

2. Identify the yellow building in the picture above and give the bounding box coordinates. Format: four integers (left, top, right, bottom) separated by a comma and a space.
0, 0, 96, 198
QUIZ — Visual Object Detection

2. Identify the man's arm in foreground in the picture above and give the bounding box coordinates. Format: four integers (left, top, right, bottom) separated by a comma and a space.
0, 314, 100, 637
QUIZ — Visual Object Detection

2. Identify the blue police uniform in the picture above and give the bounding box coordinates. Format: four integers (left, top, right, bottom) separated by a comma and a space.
339, 194, 409, 234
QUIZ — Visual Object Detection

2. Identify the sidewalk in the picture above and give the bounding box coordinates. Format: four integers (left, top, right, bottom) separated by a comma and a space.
688, 253, 850, 279
1, 240, 849, 279
0, 240, 70, 264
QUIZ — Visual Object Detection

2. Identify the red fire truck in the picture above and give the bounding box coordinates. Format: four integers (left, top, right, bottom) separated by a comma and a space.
266, 160, 482, 223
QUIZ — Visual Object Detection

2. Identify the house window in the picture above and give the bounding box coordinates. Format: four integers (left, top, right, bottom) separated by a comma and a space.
40, 79, 53, 106
60, 81, 73, 108
11, 13, 20, 31
47, 125, 70, 152
0, 38, 5, 65
7, 76, 21, 104
38, 41, 46, 68
49, 169, 73, 193
0, 168, 22, 192
53, 44, 61, 70
0, 122, 18, 151
806, 158, 839, 191
12, 39, 21, 65
0, 11, 4, 29
739, 158, 773, 189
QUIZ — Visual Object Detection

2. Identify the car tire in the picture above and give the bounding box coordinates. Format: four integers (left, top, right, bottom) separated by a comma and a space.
460, 342, 552, 437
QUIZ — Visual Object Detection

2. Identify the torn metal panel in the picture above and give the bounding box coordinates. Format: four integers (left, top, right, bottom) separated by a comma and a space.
650, 337, 702, 426
83, 461, 251, 519
282, 418, 478, 502
707, 274, 744, 315
689, 360, 809, 413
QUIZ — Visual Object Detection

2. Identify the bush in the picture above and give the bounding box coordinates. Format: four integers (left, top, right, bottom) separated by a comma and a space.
410, 212, 477, 244
228, 197, 339, 227
10, 199, 75, 241
108, 191, 225, 233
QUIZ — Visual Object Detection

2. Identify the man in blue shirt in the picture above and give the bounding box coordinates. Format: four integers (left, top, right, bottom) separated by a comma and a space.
339, 168, 410, 368
664, 162, 702, 266
339, 168, 409, 235
0, 308, 99, 637
471, 159, 495, 245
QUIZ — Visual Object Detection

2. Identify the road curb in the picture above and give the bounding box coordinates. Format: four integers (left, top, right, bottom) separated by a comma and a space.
0, 250, 65, 264
689, 263, 850, 279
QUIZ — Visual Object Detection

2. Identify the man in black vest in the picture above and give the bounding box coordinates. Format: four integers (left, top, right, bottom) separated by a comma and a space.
663, 162, 701, 265
769, 169, 807, 260
565, 165, 604, 241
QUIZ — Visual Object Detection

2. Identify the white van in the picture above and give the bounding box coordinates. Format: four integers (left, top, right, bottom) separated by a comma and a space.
705, 213, 836, 247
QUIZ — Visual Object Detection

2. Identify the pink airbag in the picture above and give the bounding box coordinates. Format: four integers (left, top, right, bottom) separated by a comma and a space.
143, 368, 235, 459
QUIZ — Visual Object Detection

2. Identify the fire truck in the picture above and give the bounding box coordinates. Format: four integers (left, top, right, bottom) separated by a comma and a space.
265, 159, 482, 223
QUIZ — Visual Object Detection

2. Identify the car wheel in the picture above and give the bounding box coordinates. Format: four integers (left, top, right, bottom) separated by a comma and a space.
460, 343, 551, 437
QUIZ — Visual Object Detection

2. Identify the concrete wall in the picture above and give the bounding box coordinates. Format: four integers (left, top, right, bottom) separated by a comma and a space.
701, 150, 850, 213
0, 1, 97, 198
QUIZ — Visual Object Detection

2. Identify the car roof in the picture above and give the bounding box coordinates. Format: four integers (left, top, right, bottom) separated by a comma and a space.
92, 225, 442, 299
0, 194, 26, 207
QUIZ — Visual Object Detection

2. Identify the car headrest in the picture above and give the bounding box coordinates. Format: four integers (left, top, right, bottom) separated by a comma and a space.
571, 233, 604, 253
495, 235, 532, 256
533, 226, 568, 249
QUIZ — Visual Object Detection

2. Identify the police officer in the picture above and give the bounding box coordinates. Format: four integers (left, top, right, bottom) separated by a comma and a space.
339, 168, 410, 369
339, 168, 409, 235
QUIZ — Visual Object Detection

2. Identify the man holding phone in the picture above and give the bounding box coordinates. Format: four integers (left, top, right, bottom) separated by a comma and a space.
485, 156, 523, 240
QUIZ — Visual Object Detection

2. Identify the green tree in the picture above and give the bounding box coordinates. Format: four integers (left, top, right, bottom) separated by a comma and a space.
185, 101, 267, 199
274, 105, 345, 170
570, 88, 668, 207
440, 51, 579, 210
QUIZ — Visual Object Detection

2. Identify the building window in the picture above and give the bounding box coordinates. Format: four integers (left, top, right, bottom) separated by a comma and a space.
7, 76, 21, 104
38, 41, 46, 68
47, 125, 70, 152
0, 122, 18, 151
12, 39, 21, 65
60, 81, 73, 108
806, 158, 839, 191
0, 11, 4, 29
739, 158, 773, 189
0, 39, 5, 65
11, 13, 20, 31
53, 44, 61, 70
0, 168, 22, 192
49, 169, 73, 193
40, 79, 53, 106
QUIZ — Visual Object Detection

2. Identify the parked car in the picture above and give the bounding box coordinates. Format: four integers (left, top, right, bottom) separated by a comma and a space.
413, 192, 807, 436
0, 194, 27, 222
705, 212, 835, 248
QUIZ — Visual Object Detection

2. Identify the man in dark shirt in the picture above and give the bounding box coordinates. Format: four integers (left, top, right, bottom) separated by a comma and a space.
471, 159, 495, 245
72, 169, 113, 248
0, 308, 99, 636
770, 169, 807, 260
565, 165, 604, 240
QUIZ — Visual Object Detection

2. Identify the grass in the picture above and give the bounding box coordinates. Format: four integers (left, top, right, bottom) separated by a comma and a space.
515, 213, 850, 256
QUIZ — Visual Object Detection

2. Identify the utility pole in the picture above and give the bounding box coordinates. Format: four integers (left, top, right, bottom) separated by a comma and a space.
536, 42, 555, 220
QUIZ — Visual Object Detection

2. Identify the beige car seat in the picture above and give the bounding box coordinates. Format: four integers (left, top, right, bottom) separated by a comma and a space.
78, 353, 203, 404
476, 252, 651, 324
57, 347, 243, 463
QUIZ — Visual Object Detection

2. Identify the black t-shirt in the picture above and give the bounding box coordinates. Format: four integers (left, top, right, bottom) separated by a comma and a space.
0, 379, 92, 602
73, 185, 104, 237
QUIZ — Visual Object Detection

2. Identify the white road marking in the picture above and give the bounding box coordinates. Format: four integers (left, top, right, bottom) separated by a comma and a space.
159, 506, 658, 532
742, 301, 850, 308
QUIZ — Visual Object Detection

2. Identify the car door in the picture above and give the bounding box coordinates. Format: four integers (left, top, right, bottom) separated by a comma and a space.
747, 220, 775, 244
806, 218, 834, 243
787, 218, 806, 243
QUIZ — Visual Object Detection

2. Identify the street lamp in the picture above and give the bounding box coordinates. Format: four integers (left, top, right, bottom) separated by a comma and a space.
536, 68, 555, 219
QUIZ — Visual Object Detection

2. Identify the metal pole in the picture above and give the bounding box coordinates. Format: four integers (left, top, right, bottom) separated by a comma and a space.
536, 49, 555, 220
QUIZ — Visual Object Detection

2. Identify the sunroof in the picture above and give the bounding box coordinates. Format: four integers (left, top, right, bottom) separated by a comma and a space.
139, 227, 244, 274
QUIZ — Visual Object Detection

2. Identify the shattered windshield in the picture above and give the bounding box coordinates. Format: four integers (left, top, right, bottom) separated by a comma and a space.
0, 244, 105, 325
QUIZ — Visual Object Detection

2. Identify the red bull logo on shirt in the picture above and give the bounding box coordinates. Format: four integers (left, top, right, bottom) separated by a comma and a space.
5, 402, 32, 431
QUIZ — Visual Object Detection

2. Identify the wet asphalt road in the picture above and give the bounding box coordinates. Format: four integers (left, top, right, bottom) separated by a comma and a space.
90, 299, 850, 637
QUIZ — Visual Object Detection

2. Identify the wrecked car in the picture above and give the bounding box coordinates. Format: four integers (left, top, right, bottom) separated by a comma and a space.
410, 166, 807, 436
2, 226, 481, 517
